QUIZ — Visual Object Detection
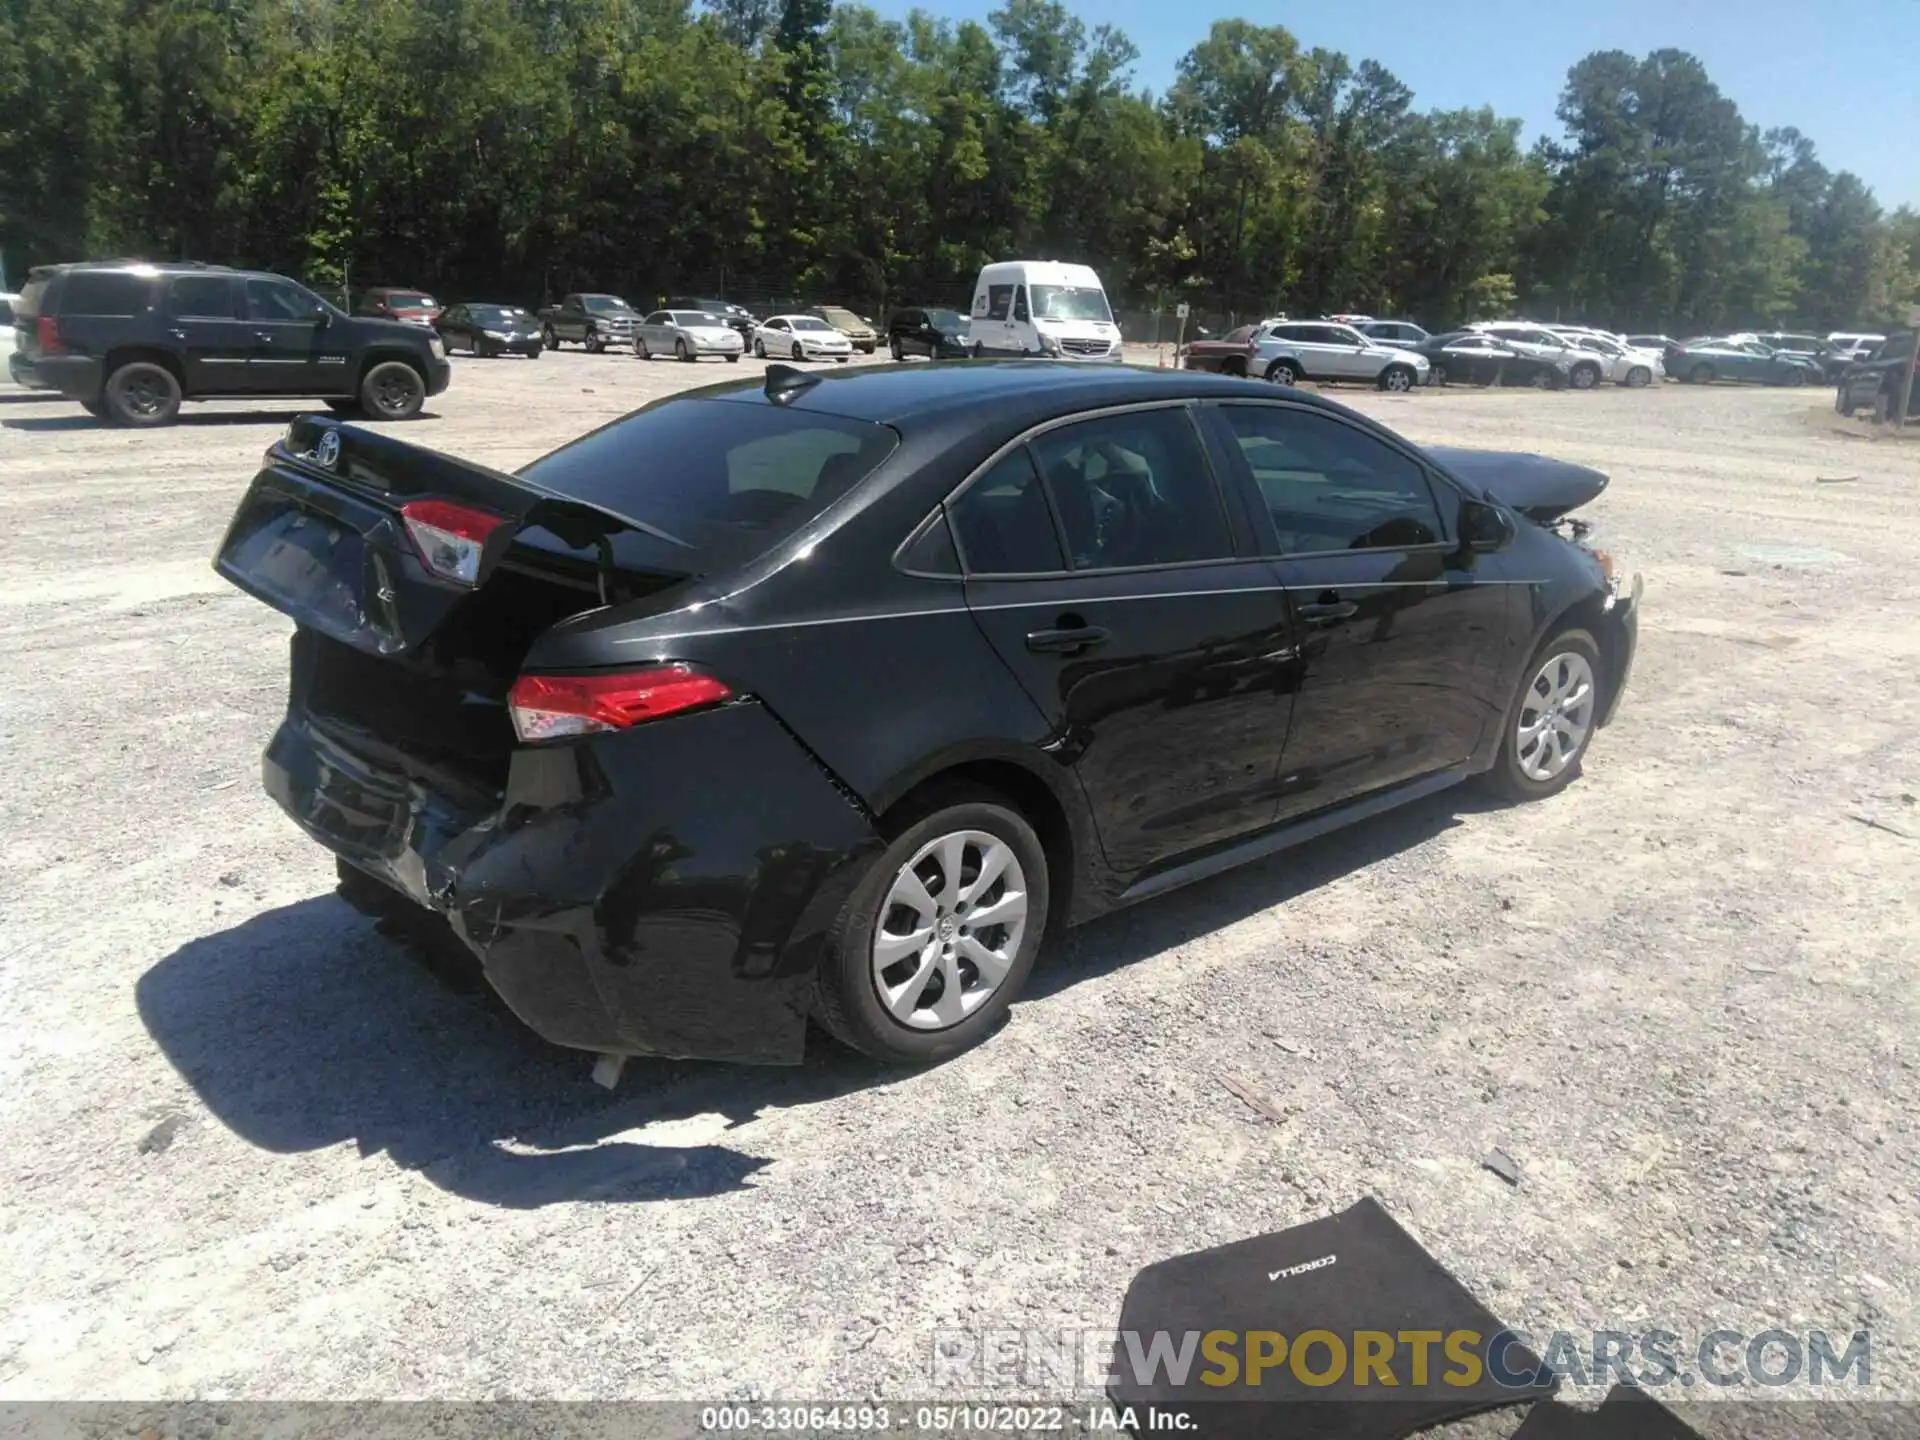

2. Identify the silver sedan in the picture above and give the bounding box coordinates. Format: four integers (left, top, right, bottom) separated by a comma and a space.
635, 310, 746, 362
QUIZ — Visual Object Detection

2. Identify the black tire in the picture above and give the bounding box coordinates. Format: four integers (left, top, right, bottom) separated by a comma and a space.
725, 354, 739, 363
102, 361, 181, 427
1785, 367, 1807, 388
791, 340, 804, 362
1569, 362, 1600, 391
676, 338, 692, 363
541, 325, 558, 349
636, 337, 650, 360
1482, 628, 1603, 804
1265, 358, 1301, 385
1688, 363, 1714, 385
360, 360, 425, 421
814, 787, 1051, 1064
1624, 366, 1651, 388
1224, 357, 1248, 378
753, 339, 766, 358
528, 345, 542, 360
1378, 364, 1415, 393
890, 337, 903, 361
1430, 364, 1449, 386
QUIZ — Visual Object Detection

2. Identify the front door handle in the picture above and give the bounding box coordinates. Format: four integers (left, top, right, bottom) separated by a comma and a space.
255, 331, 277, 343
1026, 625, 1110, 654
166, 327, 187, 342
1297, 600, 1359, 624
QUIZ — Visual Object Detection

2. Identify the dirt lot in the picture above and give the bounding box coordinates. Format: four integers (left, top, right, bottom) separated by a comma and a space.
1, 350, 1916, 1432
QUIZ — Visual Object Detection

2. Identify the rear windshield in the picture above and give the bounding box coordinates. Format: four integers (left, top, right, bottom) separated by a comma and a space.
517, 399, 899, 575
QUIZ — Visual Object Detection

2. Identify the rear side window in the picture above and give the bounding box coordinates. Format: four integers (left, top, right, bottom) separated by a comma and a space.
985, 285, 1013, 321
517, 399, 899, 575
247, 279, 319, 322
61, 271, 150, 316
168, 276, 234, 319
951, 449, 1065, 575
1221, 405, 1446, 555
0, 299, 11, 326
1030, 409, 1232, 571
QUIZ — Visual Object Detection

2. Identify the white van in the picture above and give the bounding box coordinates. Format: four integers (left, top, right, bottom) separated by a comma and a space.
969, 261, 1122, 361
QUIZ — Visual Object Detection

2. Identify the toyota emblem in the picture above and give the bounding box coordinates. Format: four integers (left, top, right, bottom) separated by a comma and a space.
315, 430, 341, 470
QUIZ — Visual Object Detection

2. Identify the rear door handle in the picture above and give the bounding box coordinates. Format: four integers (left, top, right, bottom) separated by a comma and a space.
1026, 625, 1110, 654
1297, 600, 1358, 624
255, 331, 277, 343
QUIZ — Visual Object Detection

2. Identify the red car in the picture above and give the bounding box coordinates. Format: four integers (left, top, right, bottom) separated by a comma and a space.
354, 287, 442, 326
1181, 324, 1263, 377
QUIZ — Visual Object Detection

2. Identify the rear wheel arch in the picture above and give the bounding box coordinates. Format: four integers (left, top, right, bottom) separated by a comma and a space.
102, 346, 184, 397
874, 755, 1087, 935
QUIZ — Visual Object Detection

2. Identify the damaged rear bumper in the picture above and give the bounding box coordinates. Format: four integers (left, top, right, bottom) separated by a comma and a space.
264, 699, 880, 1064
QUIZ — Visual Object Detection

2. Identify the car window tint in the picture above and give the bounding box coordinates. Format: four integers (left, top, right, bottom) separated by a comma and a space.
62, 271, 149, 316
0, 299, 11, 326
951, 449, 1065, 575
985, 285, 1013, 321
1222, 405, 1447, 555
168, 276, 234, 318
1030, 409, 1231, 571
246, 279, 314, 323
517, 400, 897, 575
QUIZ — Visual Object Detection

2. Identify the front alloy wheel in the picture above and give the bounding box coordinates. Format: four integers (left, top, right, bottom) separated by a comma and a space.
1485, 629, 1602, 801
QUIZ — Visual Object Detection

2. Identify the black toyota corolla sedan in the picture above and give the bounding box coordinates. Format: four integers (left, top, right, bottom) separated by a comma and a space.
215, 362, 1640, 1067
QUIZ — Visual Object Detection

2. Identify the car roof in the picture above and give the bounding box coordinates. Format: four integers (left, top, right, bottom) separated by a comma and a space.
697, 359, 1365, 428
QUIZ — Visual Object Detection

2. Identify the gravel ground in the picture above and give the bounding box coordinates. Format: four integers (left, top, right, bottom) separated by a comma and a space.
1, 348, 1916, 1436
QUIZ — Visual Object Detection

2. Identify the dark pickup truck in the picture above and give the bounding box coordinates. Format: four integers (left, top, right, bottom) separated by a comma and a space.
537, 293, 641, 352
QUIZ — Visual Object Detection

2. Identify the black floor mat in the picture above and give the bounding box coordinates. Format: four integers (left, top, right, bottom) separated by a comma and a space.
1108, 1196, 1554, 1440
1509, 1384, 1704, 1438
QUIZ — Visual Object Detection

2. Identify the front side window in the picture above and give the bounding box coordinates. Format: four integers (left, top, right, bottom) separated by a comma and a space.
1029, 409, 1231, 571
950, 449, 1064, 575
168, 276, 233, 319
1221, 405, 1447, 555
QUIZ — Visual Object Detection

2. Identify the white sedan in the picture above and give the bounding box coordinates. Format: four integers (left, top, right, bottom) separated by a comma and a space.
754, 315, 854, 363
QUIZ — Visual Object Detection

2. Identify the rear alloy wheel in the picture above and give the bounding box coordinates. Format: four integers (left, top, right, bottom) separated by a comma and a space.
1689, 363, 1715, 385
1430, 364, 1449, 386
1624, 366, 1652, 388
1529, 368, 1556, 390
1785, 367, 1807, 387
1265, 358, 1301, 386
815, 790, 1049, 1063
103, 361, 182, 427
1379, 364, 1415, 392
585, 333, 604, 354
1484, 629, 1602, 802
791, 340, 804, 362
360, 361, 425, 421
676, 338, 692, 363
1569, 363, 1600, 391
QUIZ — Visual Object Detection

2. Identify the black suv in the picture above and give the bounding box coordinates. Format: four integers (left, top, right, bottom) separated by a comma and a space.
9, 262, 451, 426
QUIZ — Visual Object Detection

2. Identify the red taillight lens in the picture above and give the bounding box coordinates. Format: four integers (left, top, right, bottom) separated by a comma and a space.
35, 315, 62, 354
400, 498, 509, 585
507, 665, 733, 743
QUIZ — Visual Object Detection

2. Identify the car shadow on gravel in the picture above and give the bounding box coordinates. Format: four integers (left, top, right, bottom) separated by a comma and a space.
136, 896, 889, 1209
1031, 785, 1502, 997
3, 409, 443, 431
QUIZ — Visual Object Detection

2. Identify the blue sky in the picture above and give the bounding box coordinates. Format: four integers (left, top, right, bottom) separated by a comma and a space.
865, 0, 1920, 210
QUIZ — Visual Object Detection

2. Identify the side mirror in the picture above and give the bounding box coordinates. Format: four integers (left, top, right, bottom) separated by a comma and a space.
1460, 499, 1515, 553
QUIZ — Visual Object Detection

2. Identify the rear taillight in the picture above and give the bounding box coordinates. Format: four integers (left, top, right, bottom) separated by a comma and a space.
507, 665, 732, 743
35, 315, 62, 354
400, 498, 508, 584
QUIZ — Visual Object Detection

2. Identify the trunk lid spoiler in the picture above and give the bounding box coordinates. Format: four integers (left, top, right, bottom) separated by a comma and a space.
1426, 446, 1610, 523
213, 416, 690, 658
